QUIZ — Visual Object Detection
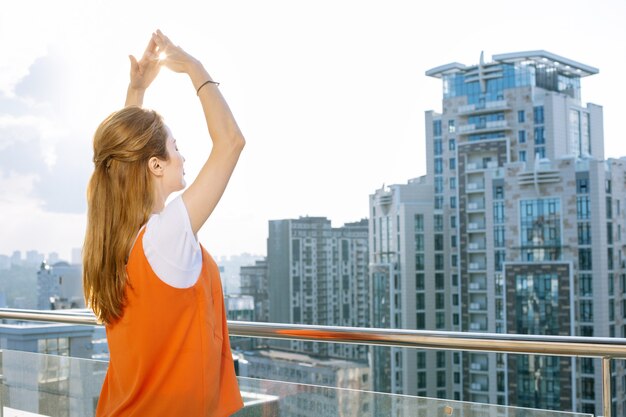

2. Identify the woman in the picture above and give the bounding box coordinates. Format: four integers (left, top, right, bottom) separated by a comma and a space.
83, 30, 245, 416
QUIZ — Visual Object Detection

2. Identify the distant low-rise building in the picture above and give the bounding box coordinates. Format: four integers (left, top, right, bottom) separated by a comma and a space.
238, 348, 372, 417
37, 261, 84, 310
240, 259, 269, 322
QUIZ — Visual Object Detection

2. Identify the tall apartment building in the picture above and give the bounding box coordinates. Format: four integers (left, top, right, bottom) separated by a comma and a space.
267, 217, 369, 361
370, 51, 625, 415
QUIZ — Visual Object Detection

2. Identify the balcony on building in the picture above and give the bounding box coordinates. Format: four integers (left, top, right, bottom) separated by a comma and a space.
457, 120, 511, 135
457, 100, 511, 116
466, 160, 500, 171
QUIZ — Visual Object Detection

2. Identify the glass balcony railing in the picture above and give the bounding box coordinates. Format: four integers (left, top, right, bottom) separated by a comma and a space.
0, 308, 624, 417
0, 348, 593, 417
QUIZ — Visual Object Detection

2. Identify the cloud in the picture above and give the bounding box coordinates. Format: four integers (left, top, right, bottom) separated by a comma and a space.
0, 50, 90, 214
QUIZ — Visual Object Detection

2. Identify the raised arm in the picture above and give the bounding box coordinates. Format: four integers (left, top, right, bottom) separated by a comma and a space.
125, 37, 161, 107
153, 30, 245, 234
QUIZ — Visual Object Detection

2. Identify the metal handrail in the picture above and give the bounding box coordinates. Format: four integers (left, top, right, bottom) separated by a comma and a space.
0, 308, 619, 416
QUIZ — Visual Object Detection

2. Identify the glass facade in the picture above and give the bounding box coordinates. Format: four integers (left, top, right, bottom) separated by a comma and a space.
442, 62, 581, 103
519, 199, 561, 261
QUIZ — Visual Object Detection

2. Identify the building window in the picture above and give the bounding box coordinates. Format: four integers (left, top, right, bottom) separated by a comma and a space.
435, 196, 443, 209
416, 313, 425, 330
519, 150, 526, 162
437, 351, 446, 367
494, 185, 504, 200
519, 199, 561, 260
434, 138, 443, 155
580, 326, 593, 336
437, 370, 446, 387
451, 216, 457, 228
578, 223, 591, 245
417, 352, 426, 368
435, 176, 444, 194
518, 110, 525, 123
579, 248, 592, 270
451, 235, 457, 248
415, 214, 424, 231
38, 338, 69, 356
494, 202, 505, 223
495, 250, 506, 271
435, 158, 443, 174
534, 127, 545, 144
450, 157, 456, 170
415, 234, 424, 251
434, 215, 444, 231
436, 293, 445, 309
435, 234, 444, 251
450, 177, 456, 190
577, 196, 591, 219
417, 371, 426, 388
415, 254, 425, 271
450, 196, 457, 208
581, 357, 594, 374
535, 146, 546, 158
580, 300, 593, 322
533, 106, 544, 124
448, 119, 456, 133
435, 273, 444, 289
494, 226, 505, 247
518, 130, 526, 143
416, 273, 424, 290
436, 312, 445, 329
416, 293, 425, 310
576, 178, 589, 194
515, 273, 560, 334
435, 254, 444, 270
580, 274, 593, 296
449, 138, 456, 151
433, 120, 442, 137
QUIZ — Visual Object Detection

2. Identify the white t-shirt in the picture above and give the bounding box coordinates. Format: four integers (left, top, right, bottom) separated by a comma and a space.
142, 195, 203, 288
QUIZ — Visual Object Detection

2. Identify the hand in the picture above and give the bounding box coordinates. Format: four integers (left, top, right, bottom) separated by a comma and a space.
128, 36, 161, 90
152, 29, 200, 75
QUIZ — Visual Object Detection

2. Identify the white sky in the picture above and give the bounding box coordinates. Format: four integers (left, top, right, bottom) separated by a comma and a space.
0, 0, 625, 261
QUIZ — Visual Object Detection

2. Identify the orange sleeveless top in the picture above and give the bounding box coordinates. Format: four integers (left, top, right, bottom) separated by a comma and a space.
96, 229, 243, 416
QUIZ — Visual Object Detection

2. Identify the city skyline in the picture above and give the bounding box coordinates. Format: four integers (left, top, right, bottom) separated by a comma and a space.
1, 0, 625, 260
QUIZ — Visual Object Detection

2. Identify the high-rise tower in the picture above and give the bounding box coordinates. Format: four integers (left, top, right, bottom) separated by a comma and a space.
268, 217, 370, 361
370, 51, 625, 415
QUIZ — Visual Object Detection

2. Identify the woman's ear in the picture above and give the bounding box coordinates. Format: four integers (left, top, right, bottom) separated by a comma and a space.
148, 156, 164, 177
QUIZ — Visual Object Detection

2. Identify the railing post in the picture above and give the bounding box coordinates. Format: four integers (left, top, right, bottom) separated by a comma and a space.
602, 356, 611, 417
